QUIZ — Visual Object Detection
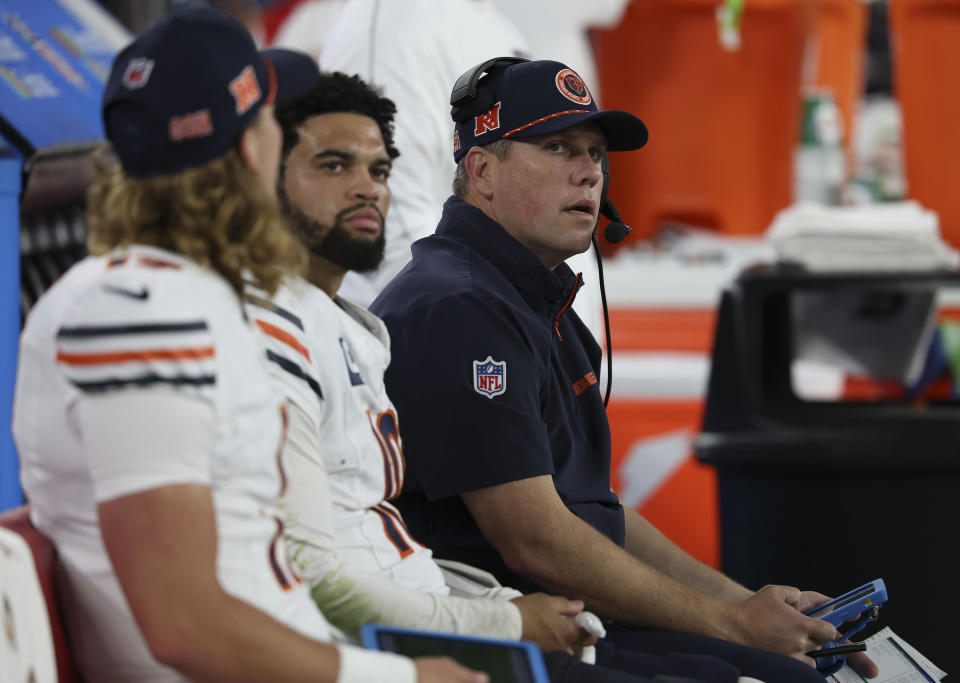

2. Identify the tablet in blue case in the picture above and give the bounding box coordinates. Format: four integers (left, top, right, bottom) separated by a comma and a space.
362, 623, 550, 683
803, 578, 887, 675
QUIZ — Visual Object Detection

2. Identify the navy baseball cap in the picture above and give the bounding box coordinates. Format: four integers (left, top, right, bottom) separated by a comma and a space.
103, 8, 320, 178
452, 59, 648, 162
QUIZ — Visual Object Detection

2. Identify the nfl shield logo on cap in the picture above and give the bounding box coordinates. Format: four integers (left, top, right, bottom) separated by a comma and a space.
473, 356, 506, 398
122, 58, 154, 89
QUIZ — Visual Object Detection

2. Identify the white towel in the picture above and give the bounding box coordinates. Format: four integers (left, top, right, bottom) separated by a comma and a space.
767, 201, 959, 272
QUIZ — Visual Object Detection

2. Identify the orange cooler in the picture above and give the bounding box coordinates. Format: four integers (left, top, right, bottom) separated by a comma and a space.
890, 0, 960, 248
593, 0, 812, 242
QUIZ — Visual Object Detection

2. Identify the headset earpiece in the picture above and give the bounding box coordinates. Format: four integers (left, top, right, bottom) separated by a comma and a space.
450, 56, 529, 123
451, 85, 496, 123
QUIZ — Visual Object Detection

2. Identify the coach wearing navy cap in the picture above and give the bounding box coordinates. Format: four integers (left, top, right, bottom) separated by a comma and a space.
373, 58, 878, 682
14, 8, 484, 683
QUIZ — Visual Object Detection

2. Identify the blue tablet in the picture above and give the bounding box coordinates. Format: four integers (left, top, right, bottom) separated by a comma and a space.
361, 624, 550, 683
803, 578, 887, 676
803, 578, 887, 626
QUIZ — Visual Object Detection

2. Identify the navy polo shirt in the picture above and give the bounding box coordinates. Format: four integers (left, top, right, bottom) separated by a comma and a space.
373, 197, 624, 594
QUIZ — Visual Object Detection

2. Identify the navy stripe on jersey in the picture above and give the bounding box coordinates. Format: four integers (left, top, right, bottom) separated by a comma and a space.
371, 505, 413, 558
245, 295, 304, 331
57, 321, 208, 338
368, 410, 403, 500
378, 502, 407, 529
69, 373, 216, 392
265, 350, 323, 399
367, 415, 398, 500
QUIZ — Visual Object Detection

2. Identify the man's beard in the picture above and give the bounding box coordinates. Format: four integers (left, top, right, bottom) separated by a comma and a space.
280, 190, 386, 273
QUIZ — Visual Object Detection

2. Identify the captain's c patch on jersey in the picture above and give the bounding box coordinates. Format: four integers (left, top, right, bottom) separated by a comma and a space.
473, 356, 506, 398
339, 338, 364, 386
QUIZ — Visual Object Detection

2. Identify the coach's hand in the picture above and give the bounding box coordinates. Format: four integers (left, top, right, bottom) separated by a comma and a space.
728, 585, 839, 665
414, 657, 489, 683
512, 593, 597, 654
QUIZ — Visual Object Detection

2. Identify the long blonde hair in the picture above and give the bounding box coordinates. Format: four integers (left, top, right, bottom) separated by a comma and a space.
86, 148, 304, 295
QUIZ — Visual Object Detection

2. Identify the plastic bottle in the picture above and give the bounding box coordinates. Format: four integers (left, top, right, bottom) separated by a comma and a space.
794, 87, 845, 205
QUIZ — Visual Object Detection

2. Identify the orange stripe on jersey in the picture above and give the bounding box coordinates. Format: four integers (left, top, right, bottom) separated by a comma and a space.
57, 346, 215, 366
553, 274, 580, 341
397, 441, 407, 486
274, 403, 290, 496
136, 256, 182, 269
255, 319, 311, 362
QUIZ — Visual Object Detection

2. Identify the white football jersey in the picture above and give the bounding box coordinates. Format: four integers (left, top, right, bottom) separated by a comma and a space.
14, 246, 331, 682
248, 277, 446, 593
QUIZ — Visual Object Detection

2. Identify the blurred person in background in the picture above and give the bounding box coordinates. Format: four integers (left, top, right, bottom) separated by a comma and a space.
318, 0, 605, 339
267, 0, 348, 59
316, 0, 529, 307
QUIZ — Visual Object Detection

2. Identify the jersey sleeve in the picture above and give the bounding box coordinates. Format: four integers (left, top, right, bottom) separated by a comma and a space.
75, 392, 214, 502
281, 402, 523, 641
55, 291, 217, 399
246, 291, 325, 425
55, 278, 219, 501
383, 293, 554, 501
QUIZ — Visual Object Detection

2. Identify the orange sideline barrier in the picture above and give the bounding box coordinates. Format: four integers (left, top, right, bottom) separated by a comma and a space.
608, 308, 718, 353
606, 303, 719, 567
607, 399, 719, 568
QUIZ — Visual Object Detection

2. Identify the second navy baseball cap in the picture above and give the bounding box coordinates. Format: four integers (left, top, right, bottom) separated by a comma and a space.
103, 8, 320, 178
451, 58, 648, 162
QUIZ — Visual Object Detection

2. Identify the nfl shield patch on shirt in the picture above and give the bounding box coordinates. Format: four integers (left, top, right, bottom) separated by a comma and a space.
473, 356, 506, 398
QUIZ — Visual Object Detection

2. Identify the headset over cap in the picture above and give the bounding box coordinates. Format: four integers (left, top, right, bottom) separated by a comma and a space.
102, 8, 319, 178
450, 57, 648, 162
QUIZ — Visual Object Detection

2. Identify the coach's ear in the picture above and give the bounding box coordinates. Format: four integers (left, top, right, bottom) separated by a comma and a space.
463, 146, 496, 202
